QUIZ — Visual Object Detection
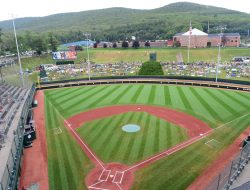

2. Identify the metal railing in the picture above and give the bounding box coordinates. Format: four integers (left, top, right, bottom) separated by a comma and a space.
206, 142, 250, 190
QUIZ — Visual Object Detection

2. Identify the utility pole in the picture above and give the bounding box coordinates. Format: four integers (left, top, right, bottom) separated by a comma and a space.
207, 21, 210, 34
12, 16, 24, 88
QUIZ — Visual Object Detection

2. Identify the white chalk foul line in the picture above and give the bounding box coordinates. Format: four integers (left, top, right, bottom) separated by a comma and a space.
124, 113, 250, 173
215, 113, 250, 130
47, 98, 105, 169
66, 121, 105, 169
123, 132, 211, 172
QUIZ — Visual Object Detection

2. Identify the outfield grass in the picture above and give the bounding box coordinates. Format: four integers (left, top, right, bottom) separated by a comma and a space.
76, 112, 187, 165
22, 47, 250, 68
44, 84, 250, 190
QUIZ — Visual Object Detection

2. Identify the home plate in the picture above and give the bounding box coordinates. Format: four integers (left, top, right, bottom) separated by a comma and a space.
110, 175, 114, 178
200, 133, 203, 136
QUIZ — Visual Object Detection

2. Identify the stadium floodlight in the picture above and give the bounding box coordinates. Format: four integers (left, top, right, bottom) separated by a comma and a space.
83, 33, 91, 80
187, 21, 192, 63
215, 25, 227, 83
12, 15, 24, 88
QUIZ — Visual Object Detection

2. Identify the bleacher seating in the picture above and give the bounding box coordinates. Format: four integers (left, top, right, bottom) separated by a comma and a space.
0, 82, 29, 134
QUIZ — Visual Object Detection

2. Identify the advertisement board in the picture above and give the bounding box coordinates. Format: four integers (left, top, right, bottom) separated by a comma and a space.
52, 51, 77, 60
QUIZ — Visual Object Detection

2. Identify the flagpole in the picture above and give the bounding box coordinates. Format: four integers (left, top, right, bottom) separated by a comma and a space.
187, 21, 191, 63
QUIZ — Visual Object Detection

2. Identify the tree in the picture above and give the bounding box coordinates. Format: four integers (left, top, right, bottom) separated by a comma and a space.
103, 43, 107, 48
138, 61, 164, 75
112, 42, 117, 48
75, 45, 83, 51
33, 36, 48, 55
145, 41, 150, 47
121, 41, 129, 48
48, 32, 59, 52
132, 40, 140, 48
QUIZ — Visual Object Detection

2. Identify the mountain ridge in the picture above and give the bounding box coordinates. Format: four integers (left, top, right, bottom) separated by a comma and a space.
0, 2, 250, 41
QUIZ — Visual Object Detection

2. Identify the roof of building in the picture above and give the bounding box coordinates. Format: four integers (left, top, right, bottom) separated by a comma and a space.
208, 33, 240, 37
182, 28, 208, 36
174, 32, 184, 37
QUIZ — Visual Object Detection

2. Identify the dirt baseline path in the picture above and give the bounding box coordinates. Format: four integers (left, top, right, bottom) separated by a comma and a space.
65, 105, 212, 190
67, 105, 211, 138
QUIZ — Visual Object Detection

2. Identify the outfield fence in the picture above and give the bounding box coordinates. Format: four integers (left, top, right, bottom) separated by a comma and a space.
0, 84, 35, 190
206, 142, 250, 190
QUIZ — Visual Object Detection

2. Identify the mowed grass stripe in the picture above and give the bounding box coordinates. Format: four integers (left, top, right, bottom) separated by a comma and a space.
62, 85, 108, 112
86, 117, 117, 145
209, 89, 247, 113
147, 85, 156, 104
92, 113, 129, 154
45, 100, 63, 190
46, 101, 70, 190
119, 113, 141, 162
136, 85, 152, 104
196, 89, 232, 119
104, 113, 135, 162
235, 91, 250, 102
189, 88, 223, 121
84, 85, 123, 109
154, 85, 165, 106
183, 87, 216, 122
169, 86, 186, 109
127, 112, 148, 162
164, 85, 171, 105
154, 118, 160, 153
46, 86, 80, 98
54, 86, 91, 100
56, 85, 98, 104
88, 114, 124, 149
111, 85, 134, 104
117, 85, 141, 103
123, 112, 144, 163
143, 115, 158, 159
176, 86, 193, 111
131, 85, 144, 103
203, 88, 238, 115
137, 114, 151, 160
218, 90, 250, 109
111, 113, 137, 161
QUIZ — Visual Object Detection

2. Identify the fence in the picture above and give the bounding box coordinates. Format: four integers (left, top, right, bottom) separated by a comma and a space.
206, 142, 250, 190
0, 84, 36, 190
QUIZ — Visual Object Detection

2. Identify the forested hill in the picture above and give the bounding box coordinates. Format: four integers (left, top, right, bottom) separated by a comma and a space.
1, 2, 250, 41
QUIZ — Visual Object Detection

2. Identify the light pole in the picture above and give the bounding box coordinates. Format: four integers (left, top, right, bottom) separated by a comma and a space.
215, 25, 226, 83
12, 15, 24, 87
83, 33, 91, 80
187, 21, 192, 63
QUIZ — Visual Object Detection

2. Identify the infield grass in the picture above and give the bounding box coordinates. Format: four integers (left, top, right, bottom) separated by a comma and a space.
76, 112, 188, 164
44, 84, 250, 190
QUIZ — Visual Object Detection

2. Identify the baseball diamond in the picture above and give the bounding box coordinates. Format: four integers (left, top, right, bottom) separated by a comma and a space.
36, 83, 250, 190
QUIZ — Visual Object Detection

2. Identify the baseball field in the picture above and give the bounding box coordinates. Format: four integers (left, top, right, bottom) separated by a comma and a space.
44, 84, 250, 190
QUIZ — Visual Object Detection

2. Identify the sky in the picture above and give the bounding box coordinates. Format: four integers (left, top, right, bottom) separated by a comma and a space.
1, 0, 250, 22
